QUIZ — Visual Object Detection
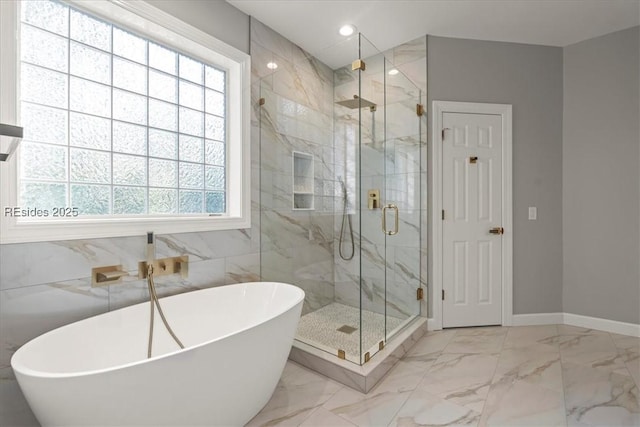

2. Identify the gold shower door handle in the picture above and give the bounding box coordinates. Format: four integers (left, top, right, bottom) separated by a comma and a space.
382, 204, 399, 235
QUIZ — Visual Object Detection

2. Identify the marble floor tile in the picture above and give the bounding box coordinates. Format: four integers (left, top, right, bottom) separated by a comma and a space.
246, 362, 343, 427
402, 330, 456, 368
563, 360, 640, 427
322, 361, 425, 427
559, 332, 628, 375
479, 378, 566, 427
419, 353, 500, 413
493, 346, 563, 392
389, 387, 481, 427
503, 325, 560, 351
453, 326, 508, 337
299, 407, 357, 427
443, 334, 506, 354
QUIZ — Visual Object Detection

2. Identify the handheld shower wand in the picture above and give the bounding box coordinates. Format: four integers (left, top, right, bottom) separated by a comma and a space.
338, 177, 355, 261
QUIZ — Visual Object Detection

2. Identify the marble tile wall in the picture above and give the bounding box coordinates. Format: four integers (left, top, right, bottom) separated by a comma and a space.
253, 19, 337, 316
333, 36, 428, 325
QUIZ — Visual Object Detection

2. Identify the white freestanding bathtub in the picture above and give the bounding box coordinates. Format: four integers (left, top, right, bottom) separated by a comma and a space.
11, 282, 304, 427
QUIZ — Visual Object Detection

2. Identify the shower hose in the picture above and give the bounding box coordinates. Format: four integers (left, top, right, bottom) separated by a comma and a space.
146, 264, 184, 358
338, 180, 355, 261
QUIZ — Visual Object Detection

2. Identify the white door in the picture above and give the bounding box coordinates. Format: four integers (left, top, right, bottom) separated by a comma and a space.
442, 112, 503, 327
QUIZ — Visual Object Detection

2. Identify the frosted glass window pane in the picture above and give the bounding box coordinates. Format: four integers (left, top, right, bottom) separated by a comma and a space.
70, 148, 110, 184
70, 9, 111, 51
70, 42, 111, 85
205, 166, 225, 190
149, 188, 177, 214
149, 159, 177, 187
149, 129, 177, 159
21, 25, 68, 72
113, 90, 147, 125
179, 80, 203, 110
70, 112, 110, 150
179, 135, 203, 163
179, 162, 203, 189
113, 28, 147, 64
21, 182, 67, 210
149, 43, 176, 75
205, 89, 225, 117
206, 191, 225, 213
22, 103, 67, 145
149, 99, 178, 132
179, 55, 203, 84
114, 187, 146, 214
21, 142, 67, 181
149, 70, 177, 103
179, 108, 204, 137
113, 58, 147, 94
113, 154, 146, 186
70, 77, 110, 117
71, 184, 110, 215
205, 114, 225, 141
21, 0, 69, 37
179, 191, 203, 213
205, 140, 225, 166
21, 64, 67, 109
113, 122, 147, 155
205, 66, 225, 92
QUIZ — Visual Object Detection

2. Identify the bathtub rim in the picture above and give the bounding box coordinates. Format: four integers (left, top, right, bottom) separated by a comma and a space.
11, 281, 304, 379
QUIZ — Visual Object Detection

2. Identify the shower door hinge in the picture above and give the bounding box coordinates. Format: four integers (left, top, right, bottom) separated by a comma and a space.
442, 289, 445, 300
416, 104, 424, 117
364, 352, 371, 363
258, 97, 265, 106
337, 349, 346, 359
379, 341, 385, 351
417, 287, 424, 300
352, 59, 366, 71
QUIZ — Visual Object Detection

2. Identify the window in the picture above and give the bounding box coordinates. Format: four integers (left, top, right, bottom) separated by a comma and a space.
0, 0, 251, 243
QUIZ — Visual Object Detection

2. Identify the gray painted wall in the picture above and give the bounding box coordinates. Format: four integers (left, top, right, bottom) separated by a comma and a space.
427, 36, 565, 315
563, 26, 640, 324
148, 0, 250, 53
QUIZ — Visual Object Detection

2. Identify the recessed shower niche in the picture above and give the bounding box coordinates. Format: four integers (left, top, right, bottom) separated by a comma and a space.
292, 151, 314, 210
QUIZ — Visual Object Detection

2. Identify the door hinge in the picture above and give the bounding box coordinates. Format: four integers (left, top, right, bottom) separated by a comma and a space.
442, 209, 445, 220
352, 59, 366, 71
417, 287, 424, 300
441, 128, 450, 140
258, 97, 265, 106
442, 289, 445, 300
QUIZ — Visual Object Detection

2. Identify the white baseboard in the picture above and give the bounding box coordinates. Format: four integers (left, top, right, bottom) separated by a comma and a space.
563, 313, 640, 337
512, 313, 564, 326
427, 318, 441, 331
511, 312, 639, 337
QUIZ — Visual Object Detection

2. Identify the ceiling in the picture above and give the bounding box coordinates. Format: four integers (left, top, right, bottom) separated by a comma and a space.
227, 0, 640, 68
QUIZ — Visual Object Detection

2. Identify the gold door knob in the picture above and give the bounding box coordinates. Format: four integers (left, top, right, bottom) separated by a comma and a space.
489, 227, 504, 235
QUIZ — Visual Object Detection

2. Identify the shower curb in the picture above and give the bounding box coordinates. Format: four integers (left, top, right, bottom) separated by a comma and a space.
288, 317, 428, 393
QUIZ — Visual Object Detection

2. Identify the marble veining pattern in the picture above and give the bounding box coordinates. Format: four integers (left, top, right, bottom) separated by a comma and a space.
248, 325, 640, 427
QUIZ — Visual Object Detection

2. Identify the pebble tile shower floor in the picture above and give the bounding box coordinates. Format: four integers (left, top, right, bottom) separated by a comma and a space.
248, 324, 640, 426
295, 303, 403, 362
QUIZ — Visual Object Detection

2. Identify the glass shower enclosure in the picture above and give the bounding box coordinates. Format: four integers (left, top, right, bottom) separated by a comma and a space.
259, 33, 424, 365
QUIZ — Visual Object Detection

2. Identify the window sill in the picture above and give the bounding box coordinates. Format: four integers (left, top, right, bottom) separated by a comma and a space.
0, 214, 251, 244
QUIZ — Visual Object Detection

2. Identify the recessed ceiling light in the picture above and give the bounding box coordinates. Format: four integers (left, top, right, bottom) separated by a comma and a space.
388, 68, 399, 75
339, 24, 356, 37
266, 62, 278, 70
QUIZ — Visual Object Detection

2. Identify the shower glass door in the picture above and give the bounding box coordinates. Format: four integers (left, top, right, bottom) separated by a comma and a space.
357, 36, 422, 364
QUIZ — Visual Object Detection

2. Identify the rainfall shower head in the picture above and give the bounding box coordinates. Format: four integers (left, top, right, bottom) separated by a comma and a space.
335, 95, 377, 111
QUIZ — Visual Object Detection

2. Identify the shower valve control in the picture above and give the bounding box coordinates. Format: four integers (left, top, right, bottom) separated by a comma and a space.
368, 189, 380, 209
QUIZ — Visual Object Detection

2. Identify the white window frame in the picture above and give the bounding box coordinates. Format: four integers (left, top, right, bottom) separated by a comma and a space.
0, 0, 251, 244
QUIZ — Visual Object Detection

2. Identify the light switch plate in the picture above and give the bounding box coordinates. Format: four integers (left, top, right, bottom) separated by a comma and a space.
528, 206, 537, 220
